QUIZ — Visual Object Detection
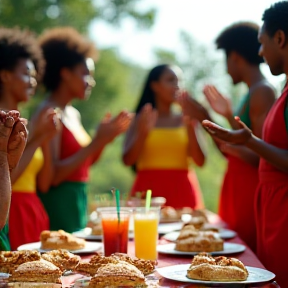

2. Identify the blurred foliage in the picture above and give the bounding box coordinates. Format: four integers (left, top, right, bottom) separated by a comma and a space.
1, 0, 239, 214
0, 0, 156, 34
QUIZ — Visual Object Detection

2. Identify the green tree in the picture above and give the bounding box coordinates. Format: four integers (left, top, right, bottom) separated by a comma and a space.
0, 0, 156, 34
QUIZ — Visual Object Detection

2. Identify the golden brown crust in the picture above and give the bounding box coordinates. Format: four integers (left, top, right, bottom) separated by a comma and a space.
75, 253, 156, 277
88, 261, 147, 288
160, 206, 180, 221
91, 223, 102, 235
111, 253, 156, 276
40, 230, 86, 250
9, 259, 62, 284
0, 250, 41, 274
187, 253, 249, 281
175, 227, 223, 252
41, 249, 81, 271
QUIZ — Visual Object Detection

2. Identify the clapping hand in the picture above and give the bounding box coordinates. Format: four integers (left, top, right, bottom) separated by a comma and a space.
95, 110, 134, 145
176, 91, 210, 122
0, 110, 28, 170
136, 104, 158, 137
202, 116, 252, 145
203, 85, 233, 118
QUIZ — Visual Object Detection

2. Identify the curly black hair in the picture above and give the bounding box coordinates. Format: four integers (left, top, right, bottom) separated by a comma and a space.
0, 27, 43, 79
215, 22, 263, 65
262, 1, 288, 38
38, 27, 98, 91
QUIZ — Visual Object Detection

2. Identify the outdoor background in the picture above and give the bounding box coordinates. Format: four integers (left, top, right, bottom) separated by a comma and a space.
0, 0, 285, 213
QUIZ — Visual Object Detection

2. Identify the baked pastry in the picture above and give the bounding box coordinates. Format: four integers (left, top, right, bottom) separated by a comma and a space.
160, 206, 179, 221
175, 226, 223, 252
88, 261, 147, 288
40, 230, 86, 250
183, 216, 207, 230
75, 254, 118, 276
9, 259, 62, 284
187, 253, 249, 281
0, 250, 41, 274
91, 222, 102, 235
111, 253, 156, 275
41, 249, 80, 271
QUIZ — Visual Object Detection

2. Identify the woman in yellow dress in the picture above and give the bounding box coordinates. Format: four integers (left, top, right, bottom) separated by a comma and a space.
122, 64, 205, 208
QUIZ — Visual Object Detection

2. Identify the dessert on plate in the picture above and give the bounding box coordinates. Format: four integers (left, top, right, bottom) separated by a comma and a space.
0, 250, 41, 274
40, 230, 86, 250
41, 249, 81, 272
187, 252, 249, 281
75, 252, 156, 276
160, 206, 180, 222
175, 225, 224, 252
8, 259, 62, 287
88, 261, 147, 288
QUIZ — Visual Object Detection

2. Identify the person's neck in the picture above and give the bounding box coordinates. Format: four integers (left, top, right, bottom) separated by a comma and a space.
46, 85, 72, 110
241, 66, 265, 88
0, 90, 19, 110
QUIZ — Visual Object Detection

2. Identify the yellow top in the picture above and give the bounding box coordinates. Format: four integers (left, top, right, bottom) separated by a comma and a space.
136, 126, 190, 170
12, 148, 44, 193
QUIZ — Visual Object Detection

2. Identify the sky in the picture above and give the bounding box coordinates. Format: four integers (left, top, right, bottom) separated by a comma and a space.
89, 0, 285, 87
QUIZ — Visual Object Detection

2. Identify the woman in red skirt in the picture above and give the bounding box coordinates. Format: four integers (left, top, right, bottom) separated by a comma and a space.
122, 64, 205, 209
0, 27, 59, 250
201, 22, 276, 252
202, 2, 288, 286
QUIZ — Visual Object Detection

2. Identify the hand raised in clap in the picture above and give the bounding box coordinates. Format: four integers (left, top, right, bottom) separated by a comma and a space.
0, 110, 28, 170
202, 116, 252, 145
136, 103, 158, 137
94, 110, 134, 145
203, 85, 233, 118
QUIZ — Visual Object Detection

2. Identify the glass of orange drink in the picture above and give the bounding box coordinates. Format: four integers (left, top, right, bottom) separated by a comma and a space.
133, 207, 160, 260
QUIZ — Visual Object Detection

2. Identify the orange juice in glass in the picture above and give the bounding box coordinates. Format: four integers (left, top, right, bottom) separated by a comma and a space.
133, 207, 160, 260
97, 208, 131, 256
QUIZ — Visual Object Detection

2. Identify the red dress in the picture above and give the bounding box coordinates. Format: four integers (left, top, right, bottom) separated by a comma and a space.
255, 86, 288, 287
131, 126, 204, 209
219, 92, 259, 252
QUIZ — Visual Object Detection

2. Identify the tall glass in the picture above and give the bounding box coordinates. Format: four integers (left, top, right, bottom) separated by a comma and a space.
133, 207, 160, 260
97, 207, 131, 256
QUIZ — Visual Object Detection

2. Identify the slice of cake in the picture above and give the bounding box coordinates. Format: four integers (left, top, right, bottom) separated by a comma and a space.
9, 259, 62, 285
175, 226, 223, 252
0, 250, 41, 274
40, 230, 86, 250
88, 261, 147, 288
41, 249, 81, 272
187, 252, 249, 281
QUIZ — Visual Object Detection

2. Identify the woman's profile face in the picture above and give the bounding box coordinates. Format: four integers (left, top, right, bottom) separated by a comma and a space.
67, 61, 95, 100
5, 58, 37, 103
151, 67, 180, 105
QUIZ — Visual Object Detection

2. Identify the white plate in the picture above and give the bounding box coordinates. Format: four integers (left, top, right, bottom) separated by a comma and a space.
163, 229, 236, 242
157, 243, 245, 256
156, 264, 275, 285
17, 241, 102, 254
73, 228, 134, 241
158, 222, 183, 235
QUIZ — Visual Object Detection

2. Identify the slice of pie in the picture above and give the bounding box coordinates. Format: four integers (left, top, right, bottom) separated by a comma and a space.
187, 253, 249, 281
75, 254, 118, 276
9, 259, 62, 284
111, 253, 156, 276
0, 250, 41, 274
41, 249, 81, 272
175, 226, 223, 252
40, 230, 86, 250
88, 261, 147, 288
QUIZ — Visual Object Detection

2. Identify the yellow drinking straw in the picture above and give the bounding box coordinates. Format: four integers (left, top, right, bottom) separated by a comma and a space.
145, 189, 152, 211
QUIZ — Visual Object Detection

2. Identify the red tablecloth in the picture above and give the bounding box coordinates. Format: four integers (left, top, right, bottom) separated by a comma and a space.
62, 237, 279, 287
62, 212, 279, 287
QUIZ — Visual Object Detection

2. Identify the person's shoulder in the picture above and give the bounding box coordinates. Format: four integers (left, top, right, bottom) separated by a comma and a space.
250, 80, 276, 102
65, 105, 81, 119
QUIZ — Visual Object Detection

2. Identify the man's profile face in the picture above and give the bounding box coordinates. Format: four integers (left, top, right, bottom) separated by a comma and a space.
258, 24, 283, 76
